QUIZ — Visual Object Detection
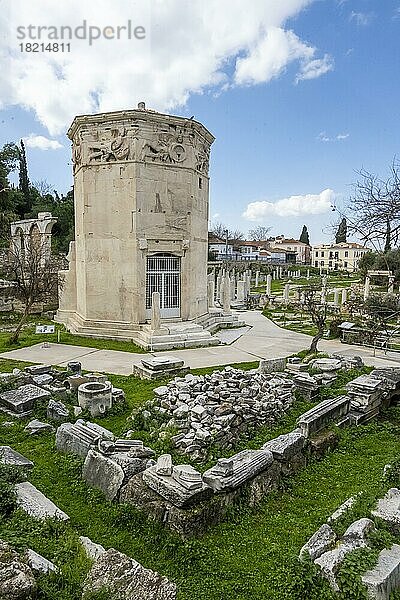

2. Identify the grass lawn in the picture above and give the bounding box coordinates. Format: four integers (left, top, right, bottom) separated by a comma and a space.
1, 361, 399, 599
0, 313, 145, 355
252, 274, 360, 296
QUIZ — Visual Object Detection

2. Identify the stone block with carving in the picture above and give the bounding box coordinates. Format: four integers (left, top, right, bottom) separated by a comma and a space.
55, 419, 115, 458
296, 395, 350, 437
143, 463, 212, 508
203, 449, 274, 492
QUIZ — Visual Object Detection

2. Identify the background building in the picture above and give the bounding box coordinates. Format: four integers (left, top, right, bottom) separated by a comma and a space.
272, 237, 311, 264
311, 242, 369, 272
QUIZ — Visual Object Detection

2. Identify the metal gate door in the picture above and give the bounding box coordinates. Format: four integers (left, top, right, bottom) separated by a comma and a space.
145, 254, 181, 318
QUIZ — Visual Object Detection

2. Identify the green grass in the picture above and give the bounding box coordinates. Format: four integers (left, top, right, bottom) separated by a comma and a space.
1, 362, 400, 599
0, 313, 145, 355
252, 275, 360, 295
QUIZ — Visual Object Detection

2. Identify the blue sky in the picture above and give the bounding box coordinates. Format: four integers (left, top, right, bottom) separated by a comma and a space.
0, 0, 399, 244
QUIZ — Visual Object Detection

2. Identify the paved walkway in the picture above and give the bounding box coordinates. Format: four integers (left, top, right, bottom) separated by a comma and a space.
0, 311, 399, 375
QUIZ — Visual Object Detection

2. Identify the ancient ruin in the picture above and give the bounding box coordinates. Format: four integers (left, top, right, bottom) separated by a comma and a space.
56, 104, 240, 349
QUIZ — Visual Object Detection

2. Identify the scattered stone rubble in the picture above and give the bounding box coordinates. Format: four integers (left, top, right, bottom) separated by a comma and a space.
137, 366, 296, 461
0, 536, 176, 600
49, 362, 400, 537
118, 431, 307, 536
300, 487, 400, 598
0, 540, 37, 600
0, 363, 124, 422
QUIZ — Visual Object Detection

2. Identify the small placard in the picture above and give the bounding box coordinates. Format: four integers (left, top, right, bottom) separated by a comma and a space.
35, 325, 55, 334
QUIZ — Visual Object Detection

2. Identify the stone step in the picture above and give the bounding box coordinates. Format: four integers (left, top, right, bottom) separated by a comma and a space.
361, 544, 400, 599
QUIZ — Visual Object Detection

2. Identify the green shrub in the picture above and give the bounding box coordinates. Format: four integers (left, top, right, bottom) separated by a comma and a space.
0, 480, 17, 517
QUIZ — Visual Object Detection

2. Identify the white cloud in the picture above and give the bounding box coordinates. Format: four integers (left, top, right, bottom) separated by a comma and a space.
242, 189, 335, 220
349, 11, 374, 26
0, 0, 332, 135
317, 131, 349, 142
295, 54, 334, 82
23, 134, 63, 150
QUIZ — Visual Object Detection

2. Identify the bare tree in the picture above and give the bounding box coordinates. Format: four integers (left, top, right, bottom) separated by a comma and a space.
230, 229, 244, 247
248, 225, 272, 241
333, 160, 400, 252
32, 179, 54, 196
4, 237, 60, 344
302, 285, 330, 353
209, 221, 244, 245
209, 221, 229, 240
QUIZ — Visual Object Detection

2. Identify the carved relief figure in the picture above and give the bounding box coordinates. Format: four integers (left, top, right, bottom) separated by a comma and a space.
72, 133, 82, 173
142, 131, 187, 164
195, 141, 210, 175
88, 126, 130, 162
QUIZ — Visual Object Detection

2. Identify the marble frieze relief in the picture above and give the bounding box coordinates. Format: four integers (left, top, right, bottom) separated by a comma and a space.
71, 117, 211, 174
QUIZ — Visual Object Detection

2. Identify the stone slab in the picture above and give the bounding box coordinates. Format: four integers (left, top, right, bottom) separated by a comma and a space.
262, 429, 305, 461
362, 544, 400, 600
297, 395, 350, 437
141, 356, 185, 371
82, 449, 125, 501
299, 524, 337, 560
83, 548, 177, 600
15, 481, 69, 520
0, 384, 51, 415
0, 446, 33, 469
372, 488, 400, 527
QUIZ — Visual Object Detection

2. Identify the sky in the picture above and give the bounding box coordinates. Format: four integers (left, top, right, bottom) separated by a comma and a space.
0, 0, 399, 244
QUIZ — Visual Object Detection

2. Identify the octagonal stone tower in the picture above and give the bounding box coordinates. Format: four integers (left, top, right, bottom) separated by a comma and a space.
56, 104, 237, 349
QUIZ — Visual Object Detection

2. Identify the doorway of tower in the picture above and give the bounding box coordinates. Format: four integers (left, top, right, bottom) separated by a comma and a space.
145, 253, 181, 319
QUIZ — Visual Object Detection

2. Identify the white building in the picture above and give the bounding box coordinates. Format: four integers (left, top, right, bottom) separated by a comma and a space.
311, 242, 369, 272
208, 235, 233, 259
272, 237, 311, 264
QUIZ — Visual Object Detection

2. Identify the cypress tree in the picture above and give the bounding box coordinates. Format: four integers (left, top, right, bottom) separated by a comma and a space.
299, 225, 310, 245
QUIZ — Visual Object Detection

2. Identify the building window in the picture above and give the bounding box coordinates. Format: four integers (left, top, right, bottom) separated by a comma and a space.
315, 260, 318, 267
321, 251, 325, 257
316, 251, 318, 257
321, 261, 324, 266
198, 177, 202, 189
344, 261, 348, 268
